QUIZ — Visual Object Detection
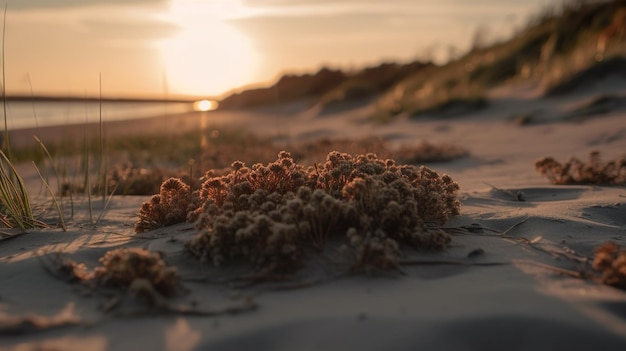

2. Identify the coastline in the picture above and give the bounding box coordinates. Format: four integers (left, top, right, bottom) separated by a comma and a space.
8, 110, 207, 149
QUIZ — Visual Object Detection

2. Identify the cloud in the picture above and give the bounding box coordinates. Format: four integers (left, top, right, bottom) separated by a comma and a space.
5, 0, 168, 11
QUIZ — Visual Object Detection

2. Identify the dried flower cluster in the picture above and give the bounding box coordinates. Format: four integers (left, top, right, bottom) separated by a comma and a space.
46, 248, 180, 297
592, 242, 626, 290
535, 151, 626, 185
93, 248, 179, 296
135, 178, 196, 233
184, 150, 459, 273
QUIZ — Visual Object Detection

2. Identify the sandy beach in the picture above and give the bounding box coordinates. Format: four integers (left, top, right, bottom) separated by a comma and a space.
1, 73, 626, 351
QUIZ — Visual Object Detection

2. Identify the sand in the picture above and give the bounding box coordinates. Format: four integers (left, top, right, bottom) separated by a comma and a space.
1, 79, 626, 350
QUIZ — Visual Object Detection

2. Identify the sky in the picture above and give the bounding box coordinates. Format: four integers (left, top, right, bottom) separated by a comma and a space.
4, 0, 560, 99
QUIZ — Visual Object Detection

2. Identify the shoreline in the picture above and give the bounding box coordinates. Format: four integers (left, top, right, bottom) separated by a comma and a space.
8, 110, 209, 149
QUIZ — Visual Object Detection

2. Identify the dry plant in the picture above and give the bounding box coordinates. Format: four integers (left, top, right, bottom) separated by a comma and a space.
592, 241, 626, 290
41, 249, 259, 316
535, 151, 626, 185
45, 248, 180, 297
135, 178, 194, 233
92, 248, 179, 297
289, 137, 469, 166
136, 150, 460, 274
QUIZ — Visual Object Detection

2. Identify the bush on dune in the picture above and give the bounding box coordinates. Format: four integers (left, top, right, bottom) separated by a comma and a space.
136, 151, 460, 274
535, 151, 626, 185
593, 242, 626, 290
135, 178, 196, 233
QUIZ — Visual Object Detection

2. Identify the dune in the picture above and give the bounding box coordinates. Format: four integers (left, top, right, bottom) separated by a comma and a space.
0, 56, 626, 351
1, 73, 626, 351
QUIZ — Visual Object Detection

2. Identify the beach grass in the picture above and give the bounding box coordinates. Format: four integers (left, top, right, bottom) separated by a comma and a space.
0, 3, 39, 231
0, 149, 38, 230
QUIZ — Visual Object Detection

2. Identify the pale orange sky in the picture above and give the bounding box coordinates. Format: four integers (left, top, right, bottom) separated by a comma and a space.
4, 0, 556, 99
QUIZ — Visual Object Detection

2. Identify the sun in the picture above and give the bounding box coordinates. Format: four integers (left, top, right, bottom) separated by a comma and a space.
158, 2, 257, 97
193, 99, 218, 111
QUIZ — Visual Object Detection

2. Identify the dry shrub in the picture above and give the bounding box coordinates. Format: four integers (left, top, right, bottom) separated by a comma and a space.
81, 135, 466, 198
183, 150, 459, 274
51, 255, 91, 282
592, 242, 626, 290
135, 178, 195, 233
345, 227, 402, 273
535, 151, 626, 185
290, 137, 469, 166
93, 248, 179, 296
46, 248, 179, 297
289, 137, 388, 165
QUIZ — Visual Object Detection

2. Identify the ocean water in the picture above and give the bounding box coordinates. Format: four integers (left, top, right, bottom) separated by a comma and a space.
2, 100, 195, 131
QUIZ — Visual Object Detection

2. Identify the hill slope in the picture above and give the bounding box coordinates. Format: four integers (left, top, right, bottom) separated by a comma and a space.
218, 0, 626, 120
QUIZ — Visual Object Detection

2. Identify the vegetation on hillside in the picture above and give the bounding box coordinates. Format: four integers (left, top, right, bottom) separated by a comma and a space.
218, 62, 433, 110
217, 0, 626, 122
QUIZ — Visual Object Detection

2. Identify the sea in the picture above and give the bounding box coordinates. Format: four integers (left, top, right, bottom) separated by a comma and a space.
1, 99, 197, 131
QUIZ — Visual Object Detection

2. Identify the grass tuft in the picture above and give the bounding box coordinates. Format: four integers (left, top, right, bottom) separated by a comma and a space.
0, 149, 38, 230
32, 161, 66, 231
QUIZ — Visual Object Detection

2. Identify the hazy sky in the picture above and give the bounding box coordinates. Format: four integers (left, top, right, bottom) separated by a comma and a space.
4, 0, 558, 99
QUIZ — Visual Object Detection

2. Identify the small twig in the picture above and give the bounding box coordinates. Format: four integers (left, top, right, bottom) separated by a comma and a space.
160, 300, 258, 317
516, 260, 585, 279
501, 217, 529, 236
0, 231, 25, 241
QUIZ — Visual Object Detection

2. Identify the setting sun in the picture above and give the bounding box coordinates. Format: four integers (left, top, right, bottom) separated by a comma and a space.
193, 99, 218, 111
158, 1, 258, 97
